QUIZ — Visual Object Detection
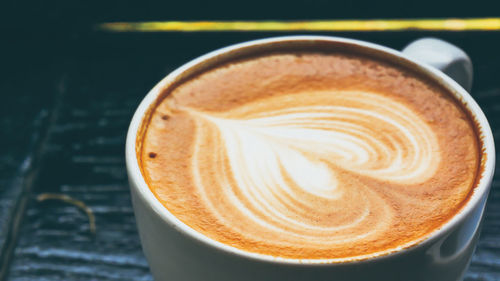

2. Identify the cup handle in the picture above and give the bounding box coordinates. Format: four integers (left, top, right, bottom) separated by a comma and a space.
402, 38, 473, 92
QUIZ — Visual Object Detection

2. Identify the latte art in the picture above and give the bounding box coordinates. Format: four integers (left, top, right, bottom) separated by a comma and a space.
140, 52, 479, 259
188, 90, 439, 246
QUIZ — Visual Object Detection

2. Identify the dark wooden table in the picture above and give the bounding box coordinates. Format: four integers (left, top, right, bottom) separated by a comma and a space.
1, 32, 499, 280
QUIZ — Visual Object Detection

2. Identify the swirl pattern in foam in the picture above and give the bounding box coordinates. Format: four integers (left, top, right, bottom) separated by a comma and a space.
140, 52, 480, 260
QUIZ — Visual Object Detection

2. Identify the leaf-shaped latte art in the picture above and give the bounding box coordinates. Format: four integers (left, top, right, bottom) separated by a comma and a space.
183, 91, 440, 247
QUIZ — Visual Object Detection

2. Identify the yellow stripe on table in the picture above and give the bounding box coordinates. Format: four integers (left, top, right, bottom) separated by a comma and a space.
97, 18, 500, 32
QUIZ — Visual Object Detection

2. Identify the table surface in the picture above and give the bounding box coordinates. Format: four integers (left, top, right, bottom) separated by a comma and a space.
1, 32, 499, 280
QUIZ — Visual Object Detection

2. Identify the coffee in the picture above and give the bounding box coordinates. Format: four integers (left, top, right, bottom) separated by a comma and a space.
137, 51, 480, 260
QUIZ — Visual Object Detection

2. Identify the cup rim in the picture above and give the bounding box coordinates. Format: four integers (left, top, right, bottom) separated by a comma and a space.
125, 35, 495, 266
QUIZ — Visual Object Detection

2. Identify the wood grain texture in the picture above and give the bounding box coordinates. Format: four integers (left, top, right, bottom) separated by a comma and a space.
0, 62, 62, 277
1, 36, 499, 280
4, 58, 167, 281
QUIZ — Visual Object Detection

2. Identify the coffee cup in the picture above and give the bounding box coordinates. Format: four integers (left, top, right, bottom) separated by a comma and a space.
126, 36, 495, 281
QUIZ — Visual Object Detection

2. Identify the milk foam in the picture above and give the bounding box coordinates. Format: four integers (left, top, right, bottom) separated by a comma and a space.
141, 52, 479, 259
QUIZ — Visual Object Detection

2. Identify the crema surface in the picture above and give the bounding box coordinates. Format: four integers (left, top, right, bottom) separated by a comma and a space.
139, 52, 480, 260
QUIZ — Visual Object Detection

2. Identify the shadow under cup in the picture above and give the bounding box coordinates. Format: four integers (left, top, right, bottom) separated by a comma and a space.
126, 36, 495, 281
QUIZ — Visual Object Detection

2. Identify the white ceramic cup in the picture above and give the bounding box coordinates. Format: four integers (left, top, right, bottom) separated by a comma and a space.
126, 36, 495, 281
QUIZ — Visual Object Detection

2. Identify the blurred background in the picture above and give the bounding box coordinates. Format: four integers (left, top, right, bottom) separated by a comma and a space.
1, 1, 499, 280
